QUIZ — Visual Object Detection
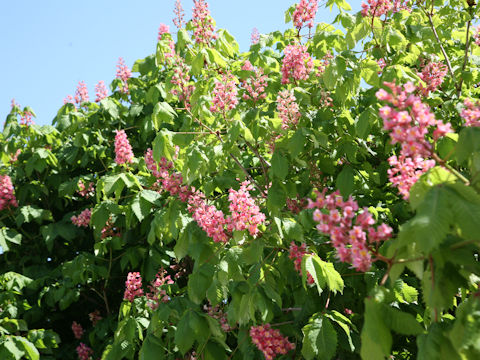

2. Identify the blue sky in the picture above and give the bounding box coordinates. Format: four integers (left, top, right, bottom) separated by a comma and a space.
0, 1, 358, 126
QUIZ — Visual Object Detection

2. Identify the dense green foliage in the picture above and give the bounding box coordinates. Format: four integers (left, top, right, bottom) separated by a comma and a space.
2, 0, 480, 359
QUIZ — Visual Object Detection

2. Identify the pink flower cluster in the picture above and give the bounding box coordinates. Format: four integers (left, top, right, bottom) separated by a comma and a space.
387, 155, 435, 200
277, 90, 301, 130
171, 56, 195, 109
89, 310, 102, 326
461, 98, 480, 127
191, 0, 217, 44
210, 73, 239, 114
226, 181, 266, 236
71, 208, 92, 228
241, 66, 268, 103
75, 81, 89, 105
101, 218, 121, 239
77, 180, 95, 198
286, 197, 307, 214
251, 27, 260, 45
289, 242, 314, 284
474, 25, 480, 46
361, 0, 409, 18
94, 80, 108, 102
293, 0, 318, 30
19, 110, 34, 126
310, 190, 393, 272
146, 268, 174, 310
250, 324, 295, 360
124, 272, 144, 302
418, 61, 447, 96
173, 0, 185, 29
72, 321, 84, 339
116, 57, 132, 94
188, 191, 230, 243
64, 95, 74, 105
114, 130, 134, 165
76, 343, 93, 360
205, 304, 231, 332
0, 175, 18, 211
376, 82, 452, 197
316, 51, 333, 77
281, 44, 314, 84
158, 23, 170, 41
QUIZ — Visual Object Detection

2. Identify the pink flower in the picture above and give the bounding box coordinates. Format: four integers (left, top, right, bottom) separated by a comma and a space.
361, 0, 409, 18
251, 27, 260, 44
116, 57, 132, 94
277, 89, 301, 130
64, 95, 75, 105
293, 0, 318, 30
204, 304, 231, 332
170, 56, 195, 109
76, 343, 93, 360
418, 61, 447, 96
19, 110, 34, 126
241, 67, 268, 103
311, 190, 393, 272
173, 0, 185, 29
123, 272, 144, 302
226, 180, 266, 236
114, 130, 134, 165
210, 73, 239, 114
191, 0, 217, 45
101, 218, 121, 239
88, 310, 102, 326
74, 81, 89, 105
289, 242, 315, 284
77, 180, 95, 198
0, 175, 18, 211
71, 208, 92, 228
250, 324, 295, 360
94, 80, 108, 102
241, 60, 254, 71
461, 98, 480, 127
72, 321, 84, 339
281, 44, 314, 84
158, 23, 170, 41
146, 268, 174, 310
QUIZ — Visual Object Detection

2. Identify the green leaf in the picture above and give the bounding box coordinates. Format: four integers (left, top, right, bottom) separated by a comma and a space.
384, 306, 423, 335
360, 296, 392, 360
100, 98, 119, 119
153, 102, 176, 128
140, 334, 165, 360
362, 60, 380, 87
456, 127, 480, 164
175, 312, 195, 355
188, 263, 215, 304
0, 228, 21, 253
324, 310, 356, 352
270, 151, 288, 180
153, 129, 175, 161
356, 108, 373, 139
336, 166, 355, 197
302, 314, 338, 360
302, 254, 344, 295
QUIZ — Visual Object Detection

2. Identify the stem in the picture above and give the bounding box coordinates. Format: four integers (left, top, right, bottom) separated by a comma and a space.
271, 320, 295, 327
426, 12, 456, 82
282, 307, 302, 312
432, 153, 470, 185
457, 19, 472, 97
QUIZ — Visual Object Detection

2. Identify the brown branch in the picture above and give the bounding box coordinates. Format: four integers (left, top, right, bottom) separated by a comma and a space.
457, 19, 472, 97
426, 12, 456, 82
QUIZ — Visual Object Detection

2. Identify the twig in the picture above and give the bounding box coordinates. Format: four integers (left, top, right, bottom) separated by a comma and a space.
426, 12, 456, 82
457, 19, 472, 97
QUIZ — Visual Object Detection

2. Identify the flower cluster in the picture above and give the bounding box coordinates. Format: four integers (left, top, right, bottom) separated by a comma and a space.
101, 218, 121, 239
210, 73, 239, 114
281, 44, 314, 84
461, 98, 480, 127
293, 0, 318, 30
88, 310, 102, 326
251, 27, 260, 44
64, 95, 74, 105
377, 58, 387, 72
310, 190, 393, 272
77, 180, 95, 198
289, 242, 314, 284
376, 82, 452, 197
114, 130, 134, 165
387, 155, 435, 199
418, 61, 447, 96
316, 51, 333, 77
191, 0, 217, 44
171, 56, 195, 109
277, 90, 301, 130
173, 0, 185, 28
250, 324, 295, 360
76, 343, 93, 360
72, 321, 84, 339
94, 80, 108, 102
75, 81, 89, 105
158, 23, 170, 41
474, 25, 480, 46
146, 268, 174, 310
116, 57, 132, 94
241, 67, 268, 103
226, 180, 266, 236
123, 272, 144, 302
20, 110, 34, 126
286, 197, 308, 214
361, 0, 409, 18
0, 175, 18, 211
10, 149, 21, 163
71, 208, 91, 228
188, 190, 229, 243
204, 304, 231, 332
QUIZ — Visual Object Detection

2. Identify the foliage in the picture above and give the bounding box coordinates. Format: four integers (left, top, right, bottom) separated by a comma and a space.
2, 0, 480, 359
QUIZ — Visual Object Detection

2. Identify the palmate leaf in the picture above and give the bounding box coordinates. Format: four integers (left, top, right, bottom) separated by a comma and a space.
302, 314, 338, 360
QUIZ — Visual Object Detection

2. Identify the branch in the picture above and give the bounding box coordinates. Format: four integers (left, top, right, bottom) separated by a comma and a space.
457, 19, 472, 97
426, 12, 456, 82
